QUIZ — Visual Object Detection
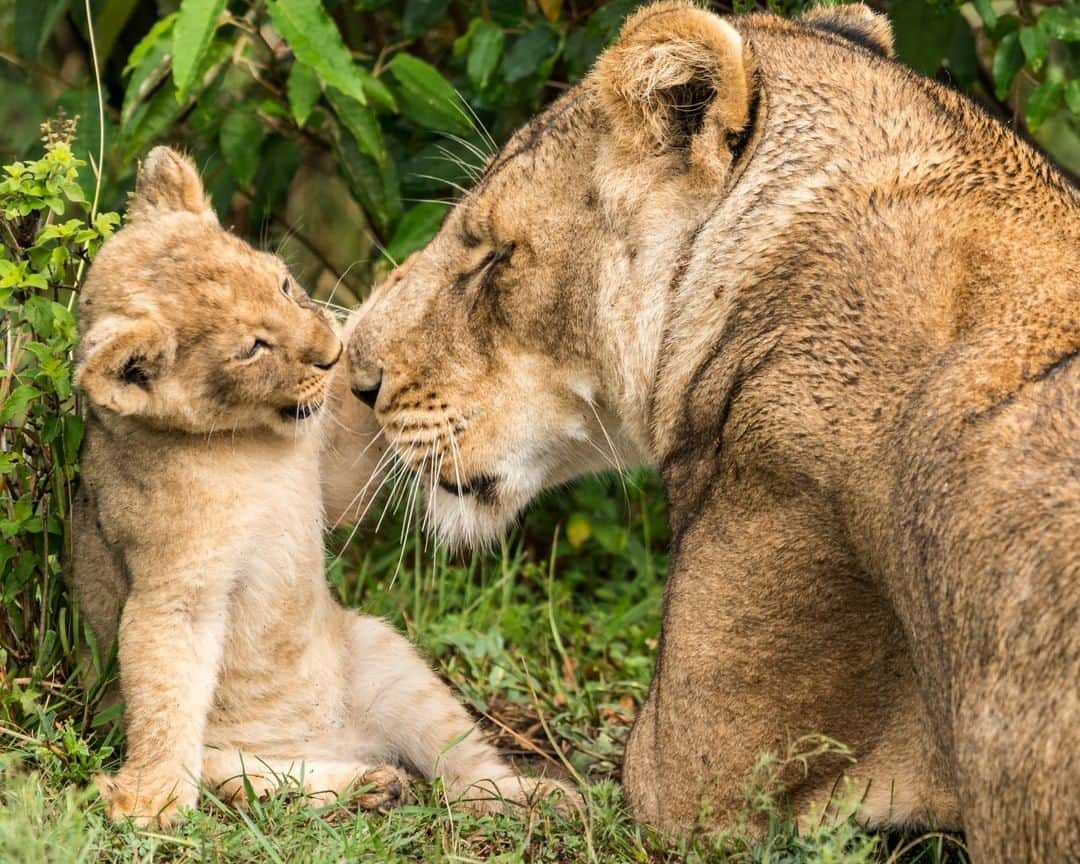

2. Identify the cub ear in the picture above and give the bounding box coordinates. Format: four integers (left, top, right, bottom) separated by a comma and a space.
75, 318, 175, 416
801, 4, 894, 58
128, 146, 214, 220
594, 1, 757, 183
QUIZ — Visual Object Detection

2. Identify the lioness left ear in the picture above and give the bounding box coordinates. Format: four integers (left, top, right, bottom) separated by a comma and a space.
801, 4, 895, 58
594, 1, 756, 183
75, 318, 175, 417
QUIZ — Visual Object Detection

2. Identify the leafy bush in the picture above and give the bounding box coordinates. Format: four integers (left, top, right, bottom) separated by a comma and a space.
1, 0, 1077, 308
0, 121, 119, 731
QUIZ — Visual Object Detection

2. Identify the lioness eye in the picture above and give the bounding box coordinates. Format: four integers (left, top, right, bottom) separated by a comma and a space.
241, 338, 270, 360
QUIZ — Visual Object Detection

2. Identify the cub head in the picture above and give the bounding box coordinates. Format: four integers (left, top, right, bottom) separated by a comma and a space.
345, 2, 892, 545
76, 147, 341, 436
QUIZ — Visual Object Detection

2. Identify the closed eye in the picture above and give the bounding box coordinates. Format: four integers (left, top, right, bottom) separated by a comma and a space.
477, 244, 515, 290
240, 338, 271, 360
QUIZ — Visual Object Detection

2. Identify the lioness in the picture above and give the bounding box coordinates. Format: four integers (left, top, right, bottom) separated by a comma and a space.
72, 147, 570, 827
340, 4, 1079, 861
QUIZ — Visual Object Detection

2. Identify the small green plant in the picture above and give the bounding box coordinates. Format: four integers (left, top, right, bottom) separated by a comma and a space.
0, 122, 119, 736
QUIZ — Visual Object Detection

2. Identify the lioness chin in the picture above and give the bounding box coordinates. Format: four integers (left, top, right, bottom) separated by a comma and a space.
71, 147, 574, 828
340, 3, 1079, 861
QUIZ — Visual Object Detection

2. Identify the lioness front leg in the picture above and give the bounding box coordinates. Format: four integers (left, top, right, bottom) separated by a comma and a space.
348, 616, 579, 814
97, 567, 234, 828
624, 499, 933, 834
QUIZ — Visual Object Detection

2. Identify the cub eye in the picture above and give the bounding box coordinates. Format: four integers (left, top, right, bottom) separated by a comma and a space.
240, 338, 270, 360
281, 278, 291, 296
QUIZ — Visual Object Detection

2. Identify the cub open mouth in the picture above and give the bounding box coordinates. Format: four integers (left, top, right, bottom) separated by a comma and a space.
279, 401, 322, 421
438, 473, 498, 504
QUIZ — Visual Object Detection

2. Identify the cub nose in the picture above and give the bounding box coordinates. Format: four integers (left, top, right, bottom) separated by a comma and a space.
312, 341, 343, 371
351, 372, 382, 409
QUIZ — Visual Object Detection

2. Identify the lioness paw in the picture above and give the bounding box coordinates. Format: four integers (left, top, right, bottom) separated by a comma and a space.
95, 771, 195, 828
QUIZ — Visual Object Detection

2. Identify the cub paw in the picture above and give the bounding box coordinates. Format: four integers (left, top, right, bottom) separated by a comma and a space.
353, 765, 408, 812
460, 775, 583, 817
214, 773, 279, 809
95, 772, 196, 828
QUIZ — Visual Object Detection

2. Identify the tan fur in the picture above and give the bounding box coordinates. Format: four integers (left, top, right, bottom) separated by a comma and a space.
72, 148, 574, 827
342, 5, 1079, 860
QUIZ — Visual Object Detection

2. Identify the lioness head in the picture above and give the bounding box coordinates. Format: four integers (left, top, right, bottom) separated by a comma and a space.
346, 2, 893, 544
76, 147, 342, 436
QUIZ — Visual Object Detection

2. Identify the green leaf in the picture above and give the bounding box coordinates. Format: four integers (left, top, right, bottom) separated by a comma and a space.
94, 0, 140, 65
501, 22, 561, 83
219, 108, 265, 187
503, 22, 562, 83
24, 296, 58, 338
970, 0, 996, 30
1039, 6, 1080, 42
266, 0, 371, 104
124, 12, 176, 76
1, 385, 41, 424
403, 0, 451, 36
1065, 79, 1080, 116
124, 40, 229, 159
1019, 26, 1048, 73
387, 202, 449, 263
326, 89, 386, 164
1025, 79, 1063, 132
991, 32, 1024, 101
564, 0, 635, 81
62, 414, 85, 462
172, 0, 226, 100
467, 21, 505, 92
250, 136, 301, 227
988, 13, 1021, 42
122, 19, 175, 127
287, 61, 322, 127
332, 129, 402, 238
361, 76, 398, 112
890, 0, 958, 76
388, 53, 473, 136
14, 0, 68, 60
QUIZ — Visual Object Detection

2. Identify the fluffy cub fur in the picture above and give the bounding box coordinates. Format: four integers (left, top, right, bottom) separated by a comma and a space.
340, 4, 1079, 861
72, 147, 570, 827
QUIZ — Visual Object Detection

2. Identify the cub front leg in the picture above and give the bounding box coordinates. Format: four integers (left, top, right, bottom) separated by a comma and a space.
97, 566, 234, 828
348, 616, 579, 814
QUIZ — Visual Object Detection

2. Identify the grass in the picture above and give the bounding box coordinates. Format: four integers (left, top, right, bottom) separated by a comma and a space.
0, 472, 968, 863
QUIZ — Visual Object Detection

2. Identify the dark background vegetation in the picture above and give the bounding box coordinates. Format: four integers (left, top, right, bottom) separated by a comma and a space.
1, 0, 1078, 306
0, 0, 1076, 859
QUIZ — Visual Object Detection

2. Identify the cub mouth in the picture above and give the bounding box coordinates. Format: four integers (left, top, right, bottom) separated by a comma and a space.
438, 473, 499, 504
279, 401, 322, 421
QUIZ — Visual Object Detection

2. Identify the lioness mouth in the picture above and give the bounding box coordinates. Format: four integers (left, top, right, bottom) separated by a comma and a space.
438, 474, 498, 503
280, 401, 322, 421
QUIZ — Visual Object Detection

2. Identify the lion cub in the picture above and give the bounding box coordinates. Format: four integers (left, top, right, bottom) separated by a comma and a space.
72, 147, 568, 827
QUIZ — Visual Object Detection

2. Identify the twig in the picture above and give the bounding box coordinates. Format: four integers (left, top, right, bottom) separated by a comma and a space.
84, 0, 105, 221
478, 709, 563, 769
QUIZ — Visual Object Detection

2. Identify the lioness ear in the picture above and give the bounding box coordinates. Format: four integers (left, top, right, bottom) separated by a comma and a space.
801, 4, 894, 58
76, 318, 174, 416
594, 1, 756, 182
128, 146, 213, 220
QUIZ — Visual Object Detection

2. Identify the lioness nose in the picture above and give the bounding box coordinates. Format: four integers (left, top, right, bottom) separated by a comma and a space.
351, 373, 381, 409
